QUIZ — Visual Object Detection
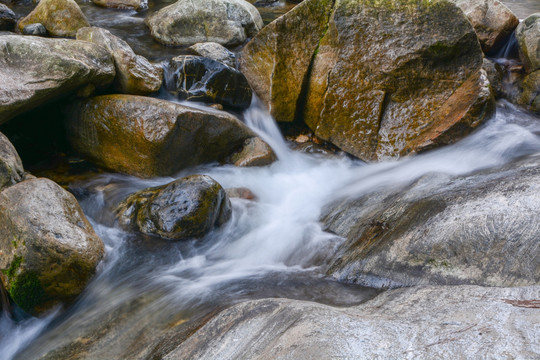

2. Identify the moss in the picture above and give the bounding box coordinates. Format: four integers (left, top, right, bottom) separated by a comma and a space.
9, 271, 46, 313
1, 255, 22, 280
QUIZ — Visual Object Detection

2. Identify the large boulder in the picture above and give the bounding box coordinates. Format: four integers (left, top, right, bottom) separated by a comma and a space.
145, 0, 263, 46
240, 0, 495, 161
451, 0, 519, 54
516, 13, 540, 73
76, 27, 163, 95
0, 4, 16, 32
165, 55, 252, 109
66, 95, 268, 177
0, 178, 104, 315
116, 175, 232, 240
0, 132, 24, 191
164, 286, 540, 359
322, 155, 540, 288
17, 0, 90, 38
0, 35, 115, 125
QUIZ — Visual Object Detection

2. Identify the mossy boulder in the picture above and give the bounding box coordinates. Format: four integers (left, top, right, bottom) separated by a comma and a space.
516, 13, 540, 73
77, 27, 163, 95
116, 175, 232, 240
66, 94, 267, 177
517, 70, 540, 112
17, 0, 89, 38
0, 35, 115, 125
145, 0, 263, 47
0, 178, 104, 315
0, 131, 24, 191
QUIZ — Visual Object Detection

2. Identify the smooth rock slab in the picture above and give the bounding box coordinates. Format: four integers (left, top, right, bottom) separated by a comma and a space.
164, 285, 540, 359
0, 178, 104, 315
0, 35, 115, 125
0, 131, 23, 191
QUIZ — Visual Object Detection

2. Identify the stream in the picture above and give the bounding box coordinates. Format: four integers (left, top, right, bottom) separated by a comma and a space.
1, 0, 540, 359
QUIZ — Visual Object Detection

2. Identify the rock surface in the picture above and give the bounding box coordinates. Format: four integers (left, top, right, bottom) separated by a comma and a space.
0, 4, 16, 31
0, 132, 24, 191
241, 0, 495, 161
0, 178, 104, 315
164, 285, 540, 359
92, 0, 143, 10
66, 95, 262, 177
451, 0, 519, 54
231, 137, 276, 167
116, 175, 232, 240
0, 35, 115, 124
146, 0, 263, 47
77, 27, 163, 95
517, 13, 540, 73
323, 155, 540, 288
518, 70, 540, 112
165, 55, 251, 109
17, 0, 90, 38
189, 42, 236, 68
22, 23, 47, 36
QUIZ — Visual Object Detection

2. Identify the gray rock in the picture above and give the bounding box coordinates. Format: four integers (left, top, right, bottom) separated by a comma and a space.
230, 137, 276, 167
0, 132, 23, 191
0, 35, 115, 125
189, 42, 237, 68
164, 285, 540, 359
22, 23, 47, 36
516, 13, 540, 73
116, 175, 232, 240
92, 0, 144, 10
77, 27, 163, 95
0, 3, 16, 31
0, 178, 104, 315
323, 155, 540, 288
145, 0, 263, 47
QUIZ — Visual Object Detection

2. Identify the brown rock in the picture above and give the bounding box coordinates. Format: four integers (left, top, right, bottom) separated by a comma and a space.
231, 137, 276, 167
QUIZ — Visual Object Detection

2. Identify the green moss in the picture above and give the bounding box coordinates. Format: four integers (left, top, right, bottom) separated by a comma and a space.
1, 255, 22, 280
9, 271, 46, 313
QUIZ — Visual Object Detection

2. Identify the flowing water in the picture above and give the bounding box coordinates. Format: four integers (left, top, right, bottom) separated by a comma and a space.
1, 0, 540, 359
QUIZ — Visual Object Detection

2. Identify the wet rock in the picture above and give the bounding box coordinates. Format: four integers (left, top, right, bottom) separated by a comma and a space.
517, 70, 540, 112
116, 175, 231, 240
164, 286, 540, 359
189, 42, 236, 68
0, 35, 115, 124
483, 58, 503, 98
145, 0, 263, 47
254, 0, 280, 7
92, 0, 144, 10
226, 187, 257, 200
22, 23, 47, 36
0, 178, 104, 315
517, 13, 540, 73
17, 0, 89, 38
66, 95, 263, 177
451, 0, 519, 54
323, 155, 540, 288
0, 132, 23, 191
241, 0, 495, 161
77, 27, 163, 95
0, 4, 16, 31
166, 55, 252, 109
231, 137, 276, 167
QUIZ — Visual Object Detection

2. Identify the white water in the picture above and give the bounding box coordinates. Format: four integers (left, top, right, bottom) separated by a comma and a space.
2, 98, 540, 359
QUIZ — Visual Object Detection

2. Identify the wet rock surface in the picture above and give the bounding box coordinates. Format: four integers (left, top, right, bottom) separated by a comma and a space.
0, 178, 104, 315
116, 175, 232, 240
188, 42, 237, 68
92, 0, 144, 10
0, 131, 24, 191
231, 137, 276, 167
516, 13, 540, 72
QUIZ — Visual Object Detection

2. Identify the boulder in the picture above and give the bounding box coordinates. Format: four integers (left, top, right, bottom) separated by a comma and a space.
116, 175, 231, 240
22, 23, 47, 36
451, 0, 519, 54
0, 4, 16, 32
76, 27, 163, 95
0, 132, 24, 191
165, 55, 252, 109
240, 0, 495, 161
164, 286, 540, 359
92, 0, 144, 10
230, 137, 276, 167
145, 0, 263, 47
189, 42, 237, 68
66, 95, 266, 177
516, 13, 540, 73
518, 70, 540, 112
323, 155, 540, 288
17, 0, 89, 38
0, 35, 115, 125
0, 178, 104, 315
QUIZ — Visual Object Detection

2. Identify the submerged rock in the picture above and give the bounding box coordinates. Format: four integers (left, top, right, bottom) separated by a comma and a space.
164, 286, 540, 359
0, 35, 115, 124
0, 4, 16, 32
166, 55, 252, 109
323, 155, 540, 288
66, 95, 264, 177
146, 0, 263, 46
77, 27, 163, 95
116, 175, 231, 240
516, 13, 540, 73
0, 178, 104, 315
189, 42, 237, 68
17, 0, 89, 38
241, 0, 495, 161
0, 132, 24, 191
